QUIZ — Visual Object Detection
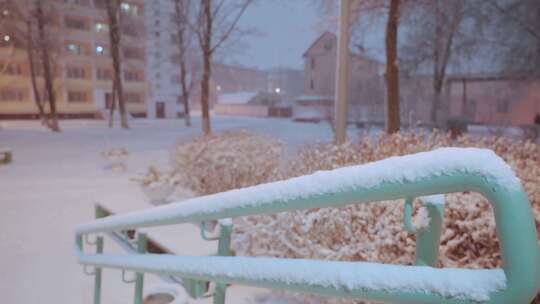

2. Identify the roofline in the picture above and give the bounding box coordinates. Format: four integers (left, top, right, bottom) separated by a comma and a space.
302, 31, 336, 58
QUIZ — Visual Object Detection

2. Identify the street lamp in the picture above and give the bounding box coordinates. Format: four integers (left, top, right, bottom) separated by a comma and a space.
275, 87, 281, 94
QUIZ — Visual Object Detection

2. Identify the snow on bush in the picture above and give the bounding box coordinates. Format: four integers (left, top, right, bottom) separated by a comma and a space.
102, 147, 129, 172
171, 131, 284, 195
168, 130, 540, 303
233, 131, 540, 268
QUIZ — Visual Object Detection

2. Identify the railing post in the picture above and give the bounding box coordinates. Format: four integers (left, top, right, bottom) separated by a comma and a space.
93, 236, 104, 304
415, 203, 444, 266
134, 232, 147, 304
403, 197, 444, 267
213, 222, 232, 304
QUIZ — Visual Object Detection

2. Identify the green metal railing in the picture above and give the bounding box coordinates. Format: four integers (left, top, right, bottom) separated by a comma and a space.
75, 149, 540, 304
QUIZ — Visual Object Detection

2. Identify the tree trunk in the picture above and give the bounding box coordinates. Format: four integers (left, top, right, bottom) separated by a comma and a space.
108, 78, 117, 128
200, 0, 212, 136
200, 50, 211, 135
106, 0, 129, 129
431, 88, 442, 125
25, 20, 47, 127
384, 0, 400, 134
36, 0, 59, 132
174, 0, 192, 127
180, 73, 191, 127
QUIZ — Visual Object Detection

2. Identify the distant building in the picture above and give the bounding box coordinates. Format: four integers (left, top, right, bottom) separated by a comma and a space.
447, 74, 540, 127
300, 32, 540, 128
145, 0, 186, 119
214, 91, 291, 117
0, 0, 147, 119
266, 67, 304, 100
298, 31, 384, 123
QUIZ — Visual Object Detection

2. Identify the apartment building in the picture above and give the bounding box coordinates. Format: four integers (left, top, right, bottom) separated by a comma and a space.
0, 0, 147, 119
145, 0, 187, 119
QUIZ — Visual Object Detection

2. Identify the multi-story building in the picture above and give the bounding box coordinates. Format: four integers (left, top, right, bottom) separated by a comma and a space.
0, 0, 147, 119
144, 0, 186, 119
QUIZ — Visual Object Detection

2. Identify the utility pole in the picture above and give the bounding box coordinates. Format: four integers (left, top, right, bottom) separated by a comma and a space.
334, 0, 350, 144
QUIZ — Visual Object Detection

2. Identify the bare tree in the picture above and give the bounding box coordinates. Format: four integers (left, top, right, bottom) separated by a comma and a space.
105, 0, 129, 129
1, 1, 46, 125
400, 0, 489, 126
486, 0, 540, 77
172, 0, 195, 127
25, 19, 48, 125
193, 0, 252, 135
34, 0, 59, 131
1, 0, 60, 131
384, 0, 401, 133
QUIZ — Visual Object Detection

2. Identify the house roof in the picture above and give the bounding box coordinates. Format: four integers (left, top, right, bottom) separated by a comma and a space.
302, 31, 384, 66
302, 31, 336, 58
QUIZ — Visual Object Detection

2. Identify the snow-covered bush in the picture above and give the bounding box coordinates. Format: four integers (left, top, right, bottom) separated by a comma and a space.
168, 131, 540, 303
234, 131, 540, 271
171, 131, 284, 195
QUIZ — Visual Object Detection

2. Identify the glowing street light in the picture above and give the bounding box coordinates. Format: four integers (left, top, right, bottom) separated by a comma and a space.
3, 35, 11, 42
275, 87, 281, 94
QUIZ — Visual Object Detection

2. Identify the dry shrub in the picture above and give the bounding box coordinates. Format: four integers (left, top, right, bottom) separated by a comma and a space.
234, 131, 540, 270
170, 131, 540, 303
172, 131, 284, 195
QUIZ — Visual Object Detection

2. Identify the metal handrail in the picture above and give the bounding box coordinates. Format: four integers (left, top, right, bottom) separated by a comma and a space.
75, 148, 540, 304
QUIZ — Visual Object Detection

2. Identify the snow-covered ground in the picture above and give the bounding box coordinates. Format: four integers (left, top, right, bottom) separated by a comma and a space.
0, 116, 342, 304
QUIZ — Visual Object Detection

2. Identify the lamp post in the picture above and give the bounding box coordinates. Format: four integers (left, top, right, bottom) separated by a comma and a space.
334, 0, 350, 144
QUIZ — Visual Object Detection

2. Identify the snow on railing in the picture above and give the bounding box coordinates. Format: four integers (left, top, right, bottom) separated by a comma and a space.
75, 148, 540, 304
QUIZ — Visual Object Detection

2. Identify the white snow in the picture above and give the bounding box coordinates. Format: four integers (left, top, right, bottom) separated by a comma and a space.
76, 254, 507, 302
144, 283, 188, 304
413, 206, 431, 230
419, 194, 445, 205
77, 147, 521, 234
1, 117, 338, 304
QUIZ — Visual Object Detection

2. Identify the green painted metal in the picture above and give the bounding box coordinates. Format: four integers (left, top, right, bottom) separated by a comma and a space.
134, 233, 147, 304
76, 165, 540, 303
214, 223, 233, 304
93, 236, 103, 304
403, 197, 444, 267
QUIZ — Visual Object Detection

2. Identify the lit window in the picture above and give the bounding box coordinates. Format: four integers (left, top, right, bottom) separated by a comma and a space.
66, 43, 83, 55
2, 9, 9, 16
95, 22, 109, 32
120, 2, 139, 16
95, 45, 105, 55
3, 35, 10, 42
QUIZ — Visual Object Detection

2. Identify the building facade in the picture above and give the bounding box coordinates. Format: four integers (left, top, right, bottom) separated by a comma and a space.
447, 75, 540, 127
144, 0, 188, 119
0, 0, 147, 119
299, 31, 385, 123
